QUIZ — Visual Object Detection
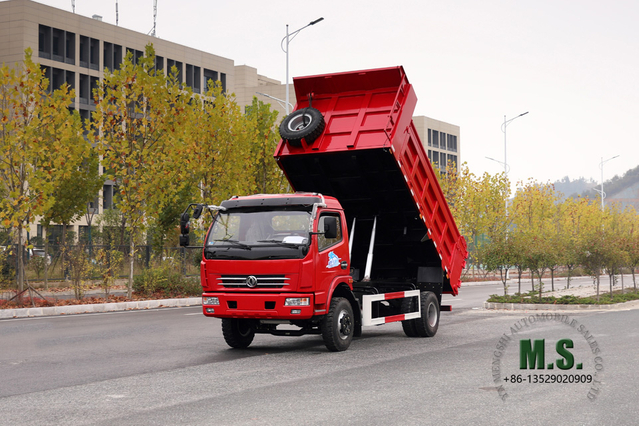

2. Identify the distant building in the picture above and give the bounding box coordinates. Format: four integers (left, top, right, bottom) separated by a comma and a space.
413, 116, 461, 174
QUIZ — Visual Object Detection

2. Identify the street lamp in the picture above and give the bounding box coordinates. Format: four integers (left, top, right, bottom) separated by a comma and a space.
485, 156, 511, 174
596, 155, 619, 210
500, 111, 529, 177
255, 92, 294, 112
281, 17, 324, 115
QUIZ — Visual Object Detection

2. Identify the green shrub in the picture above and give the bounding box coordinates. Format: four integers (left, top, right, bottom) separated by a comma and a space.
487, 289, 639, 305
133, 264, 201, 297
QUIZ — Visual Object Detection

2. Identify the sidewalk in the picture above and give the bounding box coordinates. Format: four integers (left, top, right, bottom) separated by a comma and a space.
0, 286, 202, 320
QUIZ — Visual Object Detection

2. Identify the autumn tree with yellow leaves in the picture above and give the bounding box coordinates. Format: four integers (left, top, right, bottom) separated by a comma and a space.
0, 50, 87, 294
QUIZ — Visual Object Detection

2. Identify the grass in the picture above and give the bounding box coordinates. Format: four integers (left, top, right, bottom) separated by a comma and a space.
487, 289, 639, 305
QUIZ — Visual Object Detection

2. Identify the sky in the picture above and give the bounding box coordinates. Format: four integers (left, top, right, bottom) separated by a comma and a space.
32, 0, 639, 189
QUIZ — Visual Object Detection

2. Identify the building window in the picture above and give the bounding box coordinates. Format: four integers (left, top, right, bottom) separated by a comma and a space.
447, 154, 458, 170
186, 64, 201, 93
126, 47, 143, 65
203, 68, 218, 92
427, 129, 432, 146
167, 59, 183, 82
40, 65, 51, 92
80, 36, 89, 67
52, 28, 64, 62
102, 184, 113, 210
432, 130, 439, 148
39, 25, 52, 59
65, 31, 75, 64
79, 74, 90, 104
220, 73, 227, 94
104, 42, 113, 70
155, 55, 164, 72
90, 77, 99, 104
114, 44, 123, 69
446, 134, 458, 152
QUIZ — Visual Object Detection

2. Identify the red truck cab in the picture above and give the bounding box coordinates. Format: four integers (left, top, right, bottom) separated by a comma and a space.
200, 193, 352, 321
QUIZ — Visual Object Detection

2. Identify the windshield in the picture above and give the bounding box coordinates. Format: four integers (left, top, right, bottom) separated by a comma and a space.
207, 209, 311, 248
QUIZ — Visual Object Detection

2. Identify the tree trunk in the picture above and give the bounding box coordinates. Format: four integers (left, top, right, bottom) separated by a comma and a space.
500, 268, 508, 296
609, 273, 613, 298
17, 225, 24, 295
43, 226, 49, 290
517, 267, 522, 294
128, 237, 135, 298
61, 223, 68, 280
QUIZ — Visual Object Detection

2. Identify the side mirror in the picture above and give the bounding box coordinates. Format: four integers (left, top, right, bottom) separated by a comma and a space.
179, 212, 190, 247
323, 217, 338, 239
192, 204, 204, 220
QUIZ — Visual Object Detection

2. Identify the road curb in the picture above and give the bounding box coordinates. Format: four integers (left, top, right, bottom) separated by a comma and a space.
0, 297, 202, 319
483, 301, 618, 311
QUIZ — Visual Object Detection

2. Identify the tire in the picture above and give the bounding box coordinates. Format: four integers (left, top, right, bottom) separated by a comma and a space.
321, 297, 354, 352
414, 291, 440, 337
221, 318, 255, 349
279, 107, 325, 147
401, 296, 419, 337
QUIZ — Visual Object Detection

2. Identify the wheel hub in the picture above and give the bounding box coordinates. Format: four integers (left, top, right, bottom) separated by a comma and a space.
338, 310, 353, 340
287, 113, 313, 132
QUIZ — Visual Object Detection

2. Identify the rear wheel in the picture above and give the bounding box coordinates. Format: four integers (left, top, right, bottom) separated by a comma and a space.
321, 297, 354, 351
401, 296, 419, 337
414, 291, 440, 337
221, 318, 255, 349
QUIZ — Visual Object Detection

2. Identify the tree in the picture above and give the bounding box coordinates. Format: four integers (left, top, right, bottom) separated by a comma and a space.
0, 50, 83, 293
244, 97, 289, 194
577, 202, 606, 300
186, 83, 255, 205
435, 163, 510, 278
510, 180, 558, 300
93, 45, 189, 297
41, 149, 102, 289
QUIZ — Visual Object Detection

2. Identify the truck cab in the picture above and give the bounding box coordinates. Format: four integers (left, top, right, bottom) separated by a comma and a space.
187, 193, 359, 351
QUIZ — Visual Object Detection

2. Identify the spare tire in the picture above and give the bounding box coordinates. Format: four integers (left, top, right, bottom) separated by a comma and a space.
279, 107, 325, 147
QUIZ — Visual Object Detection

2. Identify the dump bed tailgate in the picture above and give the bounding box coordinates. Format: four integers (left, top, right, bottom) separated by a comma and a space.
274, 67, 467, 294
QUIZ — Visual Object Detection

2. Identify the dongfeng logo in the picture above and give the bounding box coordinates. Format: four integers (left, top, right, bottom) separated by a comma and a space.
246, 275, 258, 288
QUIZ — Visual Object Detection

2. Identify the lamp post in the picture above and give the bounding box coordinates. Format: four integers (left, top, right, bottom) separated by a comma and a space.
597, 155, 619, 210
501, 111, 529, 177
281, 17, 324, 115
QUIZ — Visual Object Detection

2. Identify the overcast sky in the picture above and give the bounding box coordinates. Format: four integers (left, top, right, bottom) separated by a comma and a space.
34, 0, 639, 188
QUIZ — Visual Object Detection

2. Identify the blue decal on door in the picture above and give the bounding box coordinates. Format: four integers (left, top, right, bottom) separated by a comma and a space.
326, 251, 341, 269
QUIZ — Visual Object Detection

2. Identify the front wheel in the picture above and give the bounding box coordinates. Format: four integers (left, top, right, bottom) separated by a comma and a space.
221, 318, 255, 349
321, 297, 354, 352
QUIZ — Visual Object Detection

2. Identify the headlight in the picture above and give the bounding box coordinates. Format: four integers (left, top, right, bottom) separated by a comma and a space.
284, 297, 310, 306
203, 296, 220, 305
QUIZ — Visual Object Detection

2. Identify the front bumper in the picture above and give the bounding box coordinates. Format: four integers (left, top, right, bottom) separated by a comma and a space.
202, 292, 315, 319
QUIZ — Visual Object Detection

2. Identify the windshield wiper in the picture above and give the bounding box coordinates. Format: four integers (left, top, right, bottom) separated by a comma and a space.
257, 239, 305, 248
211, 239, 252, 250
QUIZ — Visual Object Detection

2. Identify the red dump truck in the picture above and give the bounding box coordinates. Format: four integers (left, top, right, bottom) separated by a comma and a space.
179, 66, 468, 351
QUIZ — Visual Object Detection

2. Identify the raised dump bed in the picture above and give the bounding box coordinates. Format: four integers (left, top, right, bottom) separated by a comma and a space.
274, 66, 467, 295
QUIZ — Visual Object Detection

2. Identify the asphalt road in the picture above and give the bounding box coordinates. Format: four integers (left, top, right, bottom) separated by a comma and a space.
1, 282, 637, 425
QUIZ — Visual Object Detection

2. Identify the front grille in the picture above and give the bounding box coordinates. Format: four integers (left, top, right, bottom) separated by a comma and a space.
217, 275, 289, 289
